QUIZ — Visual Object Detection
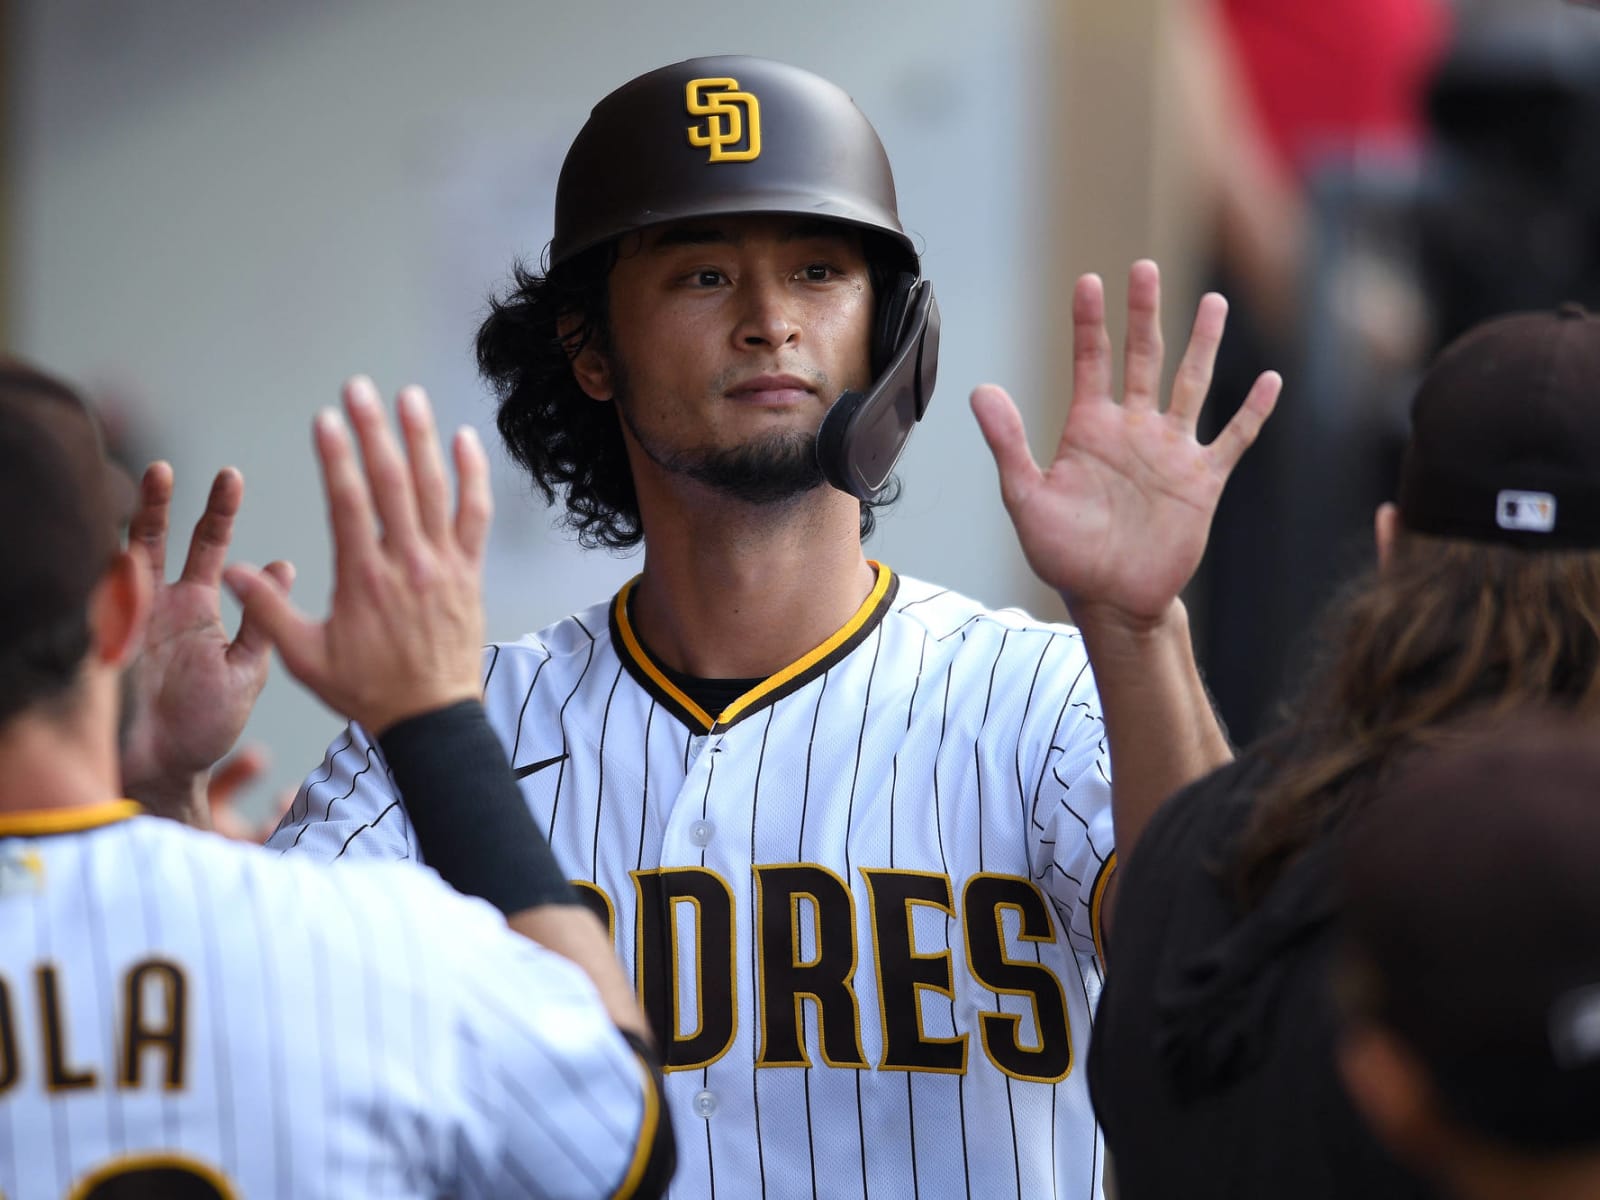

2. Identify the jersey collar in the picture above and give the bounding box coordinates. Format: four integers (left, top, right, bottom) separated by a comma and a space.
0, 800, 143, 837
610, 562, 899, 733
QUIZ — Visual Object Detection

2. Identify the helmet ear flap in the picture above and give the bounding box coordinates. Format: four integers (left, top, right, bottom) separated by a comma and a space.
872, 271, 919, 377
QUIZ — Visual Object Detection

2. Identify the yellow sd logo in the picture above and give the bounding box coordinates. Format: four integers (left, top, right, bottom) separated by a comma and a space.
685, 77, 761, 163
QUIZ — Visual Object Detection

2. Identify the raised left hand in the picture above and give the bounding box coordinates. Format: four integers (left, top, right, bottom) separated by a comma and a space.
119, 463, 294, 819
972, 259, 1280, 632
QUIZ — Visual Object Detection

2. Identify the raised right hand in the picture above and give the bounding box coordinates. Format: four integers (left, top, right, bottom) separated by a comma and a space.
223, 377, 491, 735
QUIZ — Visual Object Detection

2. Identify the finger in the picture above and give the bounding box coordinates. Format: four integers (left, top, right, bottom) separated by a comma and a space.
262, 786, 297, 837
1168, 292, 1230, 429
316, 406, 379, 576
344, 376, 421, 548
127, 462, 174, 581
398, 386, 453, 543
453, 425, 493, 560
970, 384, 1042, 505
178, 467, 244, 587
1122, 260, 1164, 413
223, 563, 325, 686
1206, 370, 1282, 475
207, 745, 270, 810
1072, 274, 1113, 405
230, 559, 297, 663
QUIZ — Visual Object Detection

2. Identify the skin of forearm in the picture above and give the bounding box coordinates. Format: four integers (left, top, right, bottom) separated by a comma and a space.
507, 905, 656, 1046
1073, 597, 1231, 925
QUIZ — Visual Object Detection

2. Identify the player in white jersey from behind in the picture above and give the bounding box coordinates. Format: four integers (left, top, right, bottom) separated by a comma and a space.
263, 57, 1280, 1199
0, 358, 674, 1198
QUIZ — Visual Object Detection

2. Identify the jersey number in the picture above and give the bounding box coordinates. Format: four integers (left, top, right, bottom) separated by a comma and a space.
67, 1153, 236, 1199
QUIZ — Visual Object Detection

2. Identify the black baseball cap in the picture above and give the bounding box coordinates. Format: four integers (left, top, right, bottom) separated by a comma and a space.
1339, 720, 1600, 1150
0, 359, 137, 652
1397, 304, 1600, 548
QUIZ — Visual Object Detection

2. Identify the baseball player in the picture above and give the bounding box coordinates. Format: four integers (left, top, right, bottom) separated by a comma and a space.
0, 360, 673, 1199
266, 56, 1278, 1198
1087, 306, 1600, 1199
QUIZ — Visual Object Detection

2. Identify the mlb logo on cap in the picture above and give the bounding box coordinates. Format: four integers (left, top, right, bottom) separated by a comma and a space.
1497, 490, 1557, 533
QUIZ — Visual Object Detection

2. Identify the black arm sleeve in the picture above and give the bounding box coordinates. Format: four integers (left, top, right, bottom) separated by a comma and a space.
376, 700, 578, 915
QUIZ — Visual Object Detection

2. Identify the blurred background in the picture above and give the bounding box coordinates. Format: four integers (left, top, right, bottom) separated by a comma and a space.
5, 0, 1598, 813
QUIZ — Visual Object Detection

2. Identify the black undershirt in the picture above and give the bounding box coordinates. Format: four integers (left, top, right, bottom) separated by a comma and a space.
655, 660, 765, 717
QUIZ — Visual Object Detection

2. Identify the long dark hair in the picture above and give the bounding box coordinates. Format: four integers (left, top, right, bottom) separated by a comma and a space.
1231, 529, 1600, 909
476, 239, 900, 549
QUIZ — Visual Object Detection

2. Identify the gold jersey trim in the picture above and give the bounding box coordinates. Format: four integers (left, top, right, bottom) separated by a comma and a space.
610, 1049, 664, 1200
610, 562, 899, 733
1089, 851, 1118, 968
0, 801, 142, 838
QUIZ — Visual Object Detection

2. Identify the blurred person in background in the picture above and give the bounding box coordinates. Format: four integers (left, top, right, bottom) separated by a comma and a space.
1338, 723, 1600, 1200
1088, 304, 1600, 1198
1180, 0, 1451, 746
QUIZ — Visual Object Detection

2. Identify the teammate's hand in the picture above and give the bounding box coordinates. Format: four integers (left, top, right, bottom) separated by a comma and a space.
223, 377, 491, 736
119, 462, 294, 818
205, 744, 297, 843
971, 259, 1280, 631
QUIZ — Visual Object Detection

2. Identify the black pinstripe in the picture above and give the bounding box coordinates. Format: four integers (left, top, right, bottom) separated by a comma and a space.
507, 650, 552, 767
183, 844, 238, 1176
636, 703, 657, 873
307, 889, 340, 1189
0, 1051, 13, 1199
842, 625, 884, 884
332, 797, 404, 860
473, 984, 638, 1147
803, 1068, 819, 1200
288, 744, 380, 850
394, 903, 436, 1195
748, 704, 776, 1200
126, 828, 179, 1149
797, 673, 830, 862
345, 888, 387, 1197
698, 738, 721, 1200
37, 851, 70, 1197
295, 728, 355, 825
542, 630, 598, 842
593, 665, 626, 879
895, 588, 950, 613
843, 627, 884, 1195
238, 856, 293, 1192
894, 631, 931, 1200
80, 836, 124, 1155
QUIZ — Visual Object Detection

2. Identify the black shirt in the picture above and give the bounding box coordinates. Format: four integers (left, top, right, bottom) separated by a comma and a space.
1087, 748, 1434, 1199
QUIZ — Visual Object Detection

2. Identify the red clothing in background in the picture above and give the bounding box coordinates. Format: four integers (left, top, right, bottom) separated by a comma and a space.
1218, 0, 1452, 178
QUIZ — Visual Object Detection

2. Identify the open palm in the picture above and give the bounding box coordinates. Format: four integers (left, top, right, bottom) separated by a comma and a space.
119, 464, 291, 799
973, 261, 1280, 629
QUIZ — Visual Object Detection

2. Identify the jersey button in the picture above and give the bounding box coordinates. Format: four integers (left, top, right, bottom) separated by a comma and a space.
689, 819, 714, 847
692, 1088, 718, 1118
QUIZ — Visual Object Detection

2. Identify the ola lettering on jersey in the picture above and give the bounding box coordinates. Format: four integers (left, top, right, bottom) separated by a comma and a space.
0, 958, 189, 1096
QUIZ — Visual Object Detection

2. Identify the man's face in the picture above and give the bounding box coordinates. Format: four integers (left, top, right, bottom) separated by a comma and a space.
574, 213, 875, 507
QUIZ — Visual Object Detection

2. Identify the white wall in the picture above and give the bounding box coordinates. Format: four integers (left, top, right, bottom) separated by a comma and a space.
13, 0, 1059, 805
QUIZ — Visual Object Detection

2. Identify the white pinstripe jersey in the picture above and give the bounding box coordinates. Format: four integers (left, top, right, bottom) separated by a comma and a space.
270, 567, 1117, 1200
0, 803, 660, 1200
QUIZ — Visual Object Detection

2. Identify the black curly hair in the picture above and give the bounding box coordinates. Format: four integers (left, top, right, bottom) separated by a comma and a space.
476, 239, 900, 550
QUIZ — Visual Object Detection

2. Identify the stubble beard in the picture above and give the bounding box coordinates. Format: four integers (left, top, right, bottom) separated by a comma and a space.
612, 359, 830, 508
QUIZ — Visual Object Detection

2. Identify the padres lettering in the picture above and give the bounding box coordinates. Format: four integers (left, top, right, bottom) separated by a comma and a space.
685, 77, 762, 162
573, 868, 1074, 1082
0, 958, 189, 1095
